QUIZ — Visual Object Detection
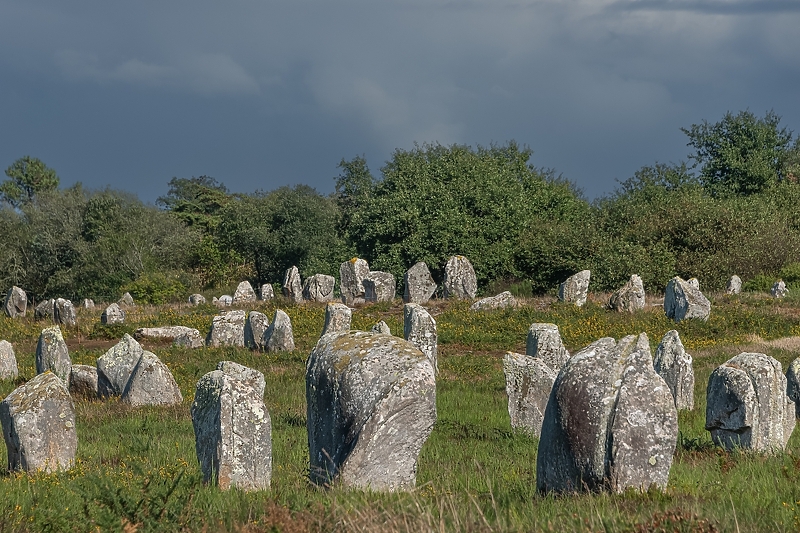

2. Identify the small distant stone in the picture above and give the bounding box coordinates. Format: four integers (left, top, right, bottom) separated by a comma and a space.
35, 326, 71, 384
217, 295, 233, 307
558, 270, 591, 307
260, 284, 275, 300
726, 275, 742, 295
470, 291, 516, 311
233, 281, 257, 304
264, 309, 295, 352
608, 274, 645, 313
0, 340, 19, 380
118, 292, 135, 307
4, 286, 27, 318
69, 364, 98, 399
101, 303, 125, 325
772, 280, 789, 298
121, 352, 183, 407
404, 304, 437, 372
303, 274, 336, 302
54, 298, 77, 327
35, 299, 55, 320
320, 303, 351, 338
403, 262, 437, 304
283, 266, 303, 303
371, 321, 391, 335
206, 310, 246, 347
443, 256, 477, 299
244, 311, 270, 350
189, 294, 206, 305
82, 299, 95, 309
340, 258, 370, 305
687, 278, 700, 290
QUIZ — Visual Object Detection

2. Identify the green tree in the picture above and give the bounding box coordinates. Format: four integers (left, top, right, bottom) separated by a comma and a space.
0, 156, 60, 207
335, 155, 375, 240
157, 176, 230, 231
682, 110, 794, 196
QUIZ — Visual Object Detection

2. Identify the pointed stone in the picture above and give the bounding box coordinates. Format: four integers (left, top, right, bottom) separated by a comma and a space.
654, 330, 694, 410
233, 281, 257, 304
260, 284, 274, 300
503, 352, 556, 436
35, 326, 71, 384
244, 311, 270, 350
264, 309, 295, 352
608, 274, 645, 313
404, 304, 437, 372
82, 298, 95, 309
526, 323, 570, 372
726, 275, 742, 295
96, 334, 144, 398
101, 303, 125, 325
118, 292, 135, 307
121, 352, 183, 407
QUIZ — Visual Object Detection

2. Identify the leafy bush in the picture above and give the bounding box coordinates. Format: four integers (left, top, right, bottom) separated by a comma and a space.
121, 271, 189, 305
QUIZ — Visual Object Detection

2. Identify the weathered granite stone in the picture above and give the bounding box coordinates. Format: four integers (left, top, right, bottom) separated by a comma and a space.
69, 364, 98, 399
283, 266, 303, 303
0, 340, 19, 380
320, 303, 351, 338
306, 331, 436, 491
706, 352, 795, 452
537, 334, 678, 494
470, 291, 517, 311
173, 329, 205, 349
206, 310, 246, 347
0, 372, 77, 472
260, 284, 275, 300
403, 262, 437, 304
96, 334, 144, 398
364, 271, 396, 303
340, 258, 370, 305
101, 303, 125, 325
35, 326, 71, 384
192, 364, 271, 491
35, 299, 54, 320
371, 321, 391, 335
403, 304, 437, 372
189, 294, 206, 305
217, 295, 233, 307
558, 270, 591, 307
4, 286, 27, 318
53, 298, 77, 327
303, 274, 336, 302
443, 255, 477, 299
503, 352, 556, 437
664, 276, 711, 322
608, 274, 646, 313
264, 310, 295, 352
233, 281, 257, 304
121, 352, 183, 407
244, 311, 270, 350
726, 275, 742, 295
786, 357, 800, 419
82, 298, 95, 309
118, 292, 135, 307
526, 323, 570, 372
135, 326, 199, 342
772, 280, 789, 298
654, 330, 694, 411
687, 278, 700, 290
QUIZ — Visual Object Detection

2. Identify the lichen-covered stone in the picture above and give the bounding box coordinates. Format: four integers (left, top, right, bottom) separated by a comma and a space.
654, 330, 694, 410
118, 292, 135, 307
706, 352, 795, 452
69, 364, 98, 399
340, 258, 370, 305
283, 266, 303, 303
206, 310, 246, 347
726, 275, 742, 295
608, 274, 645, 313
4, 286, 27, 318
96, 334, 144, 398
403, 262, 437, 304
217, 295, 233, 307
0, 340, 19, 380
121, 352, 183, 407
470, 291, 516, 311
35, 299, 54, 320
404, 303, 437, 372
35, 326, 71, 384
503, 352, 556, 436
54, 298, 77, 327
260, 284, 274, 300
307, 331, 436, 491
192, 364, 271, 491
320, 303, 351, 338
687, 277, 700, 290
82, 298, 95, 309
189, 293, 206, 305
536, 334, 678, 494
244, 311, 269, 350
303, 274, 336, 302
0, 372, 77, 472
134, 326, 198, 341
371, 321, 391, 335
443, 256, 477, 299
173, 329, 205, 349
558, 270, 591, 307
664, 276, 711, 322
232, 281, 257, 304
526, 323, 570, 372
264, 310, 295, 352
772, 280, 789, 298
787, 357, 800, 419
364, 271, 396, 303
101, 303, 125, 325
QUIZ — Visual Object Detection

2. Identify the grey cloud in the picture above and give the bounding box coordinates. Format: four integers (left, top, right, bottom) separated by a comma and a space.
608, 0, 800, 14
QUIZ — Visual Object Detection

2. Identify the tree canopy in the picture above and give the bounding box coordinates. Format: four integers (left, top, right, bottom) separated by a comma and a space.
0, 156, 59, 207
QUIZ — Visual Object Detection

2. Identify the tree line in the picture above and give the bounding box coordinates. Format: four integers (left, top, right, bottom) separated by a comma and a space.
3, 110, 800, 304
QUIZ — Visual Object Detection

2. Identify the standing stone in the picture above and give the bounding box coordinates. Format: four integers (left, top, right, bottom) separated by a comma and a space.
69, 364, 98, 399
786, 357, 800, 419
35, 299, 55, 320
118, 292, 135, 307
244, 311, 270, 350
233, 281, 257, 304
470, 291, 517, 311
537, 334, 678, 494
82, 299, 95, 309
53, 298, 77, 327
307, 331, 436, 491
101, 303, 125, 325
0, 340, 19, 380
0, 372, 77, 473
121, 352, 183, 407
206, 310, 246, 348
173, 329, 205, 349
340, 258, 370, 305
687, 278, 700, 290
4, 286, 27, 318
303, 274, 336, 302
503, 352, 556, 437
371, 321, 391, 335
189, 294, 206, 305
526, 324, 570, 372
96, 334, 144, 398
364, 271, 396, 303
654, 330, 694, 411
726, 275, 742, 295
706, 352, 795, 452
403, 304, 437, 372
35, 326, 71, 384
443, 256, 477, 299
264, 310, 295, 352
217, 295, 233, 307
192, 363, 271, 491
772, 280, 789, 298
664, 276, 711, 322
403, 262, 437, 304
320, 303, 351, 338
260, 284, 275, 300
282, 266, 303, 303
608, 274, 646, 313
558, 270, 591, 307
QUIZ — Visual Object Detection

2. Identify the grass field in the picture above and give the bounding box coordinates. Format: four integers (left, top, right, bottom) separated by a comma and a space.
2, 293, 800, 532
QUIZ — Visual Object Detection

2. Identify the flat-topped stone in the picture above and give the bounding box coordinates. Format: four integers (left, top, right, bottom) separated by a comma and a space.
403, 262, 437, 304
558, 270, 590, 307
